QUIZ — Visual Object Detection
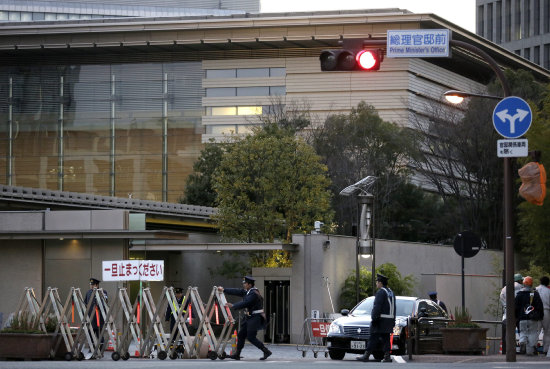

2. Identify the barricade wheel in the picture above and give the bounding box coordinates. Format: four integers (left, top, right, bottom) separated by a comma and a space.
122, 352, 130, 360
302, 351, 306, 357
207, 350, 218, 360
77, 352, 84, 361
325, 352, 328, 358
314, 352, 318, 358
169, 352, 178, 360
219, 351, 227, 360
64, 352, 73, 361
157, 350, 167, 360
111, 352, 121, 361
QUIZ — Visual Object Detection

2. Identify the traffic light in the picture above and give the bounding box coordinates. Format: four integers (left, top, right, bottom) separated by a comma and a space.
319, 48, 382, 71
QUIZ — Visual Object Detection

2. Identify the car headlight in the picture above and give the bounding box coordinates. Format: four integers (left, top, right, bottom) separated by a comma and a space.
328, 322, 343, 334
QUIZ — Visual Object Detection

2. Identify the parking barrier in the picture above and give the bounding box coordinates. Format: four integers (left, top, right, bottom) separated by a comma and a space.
297, 317, 332, 358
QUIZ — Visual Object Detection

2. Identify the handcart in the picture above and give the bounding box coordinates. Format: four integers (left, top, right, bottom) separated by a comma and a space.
296, 318, 333, 358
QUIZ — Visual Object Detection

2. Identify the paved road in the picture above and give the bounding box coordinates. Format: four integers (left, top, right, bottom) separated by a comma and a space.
1, 344, 549, 369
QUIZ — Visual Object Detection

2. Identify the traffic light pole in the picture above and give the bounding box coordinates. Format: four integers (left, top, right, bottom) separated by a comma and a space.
450, 39, 515, 362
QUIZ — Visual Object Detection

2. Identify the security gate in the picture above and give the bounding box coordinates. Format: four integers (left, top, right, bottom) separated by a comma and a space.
264, 280, 290, 343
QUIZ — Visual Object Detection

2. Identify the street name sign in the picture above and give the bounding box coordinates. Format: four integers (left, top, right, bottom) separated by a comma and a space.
387, 29, 451, 58
102, 260, 164, 281
497, 139, 528, 158
492, 96, 532, 138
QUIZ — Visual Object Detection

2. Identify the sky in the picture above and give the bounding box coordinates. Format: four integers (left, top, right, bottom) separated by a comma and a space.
260, 0, 476, 32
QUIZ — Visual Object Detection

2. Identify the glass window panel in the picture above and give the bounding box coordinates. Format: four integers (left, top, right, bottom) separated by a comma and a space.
270, 67, 286, 77
206, 87, 236, 97
237, 106, 262, 115
209, 125, 236, 135
8, 12, 21, 21
80, 14, 92, 19
269, 86, 286, 96
68, 14, 80, 19
56, 14, 69, 20
237, 86, 269, 96
32, 13, 45, 21
0, 11, 8, 21
237, 68, 269, 78
206, 69, 236, 78
20, 12, 32, 21
211, 107, 236, 115
45, 13, 56, 20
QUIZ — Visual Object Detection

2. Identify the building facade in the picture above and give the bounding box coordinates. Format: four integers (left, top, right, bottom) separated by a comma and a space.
2, 10, 547, 203
476, 0, 550, 69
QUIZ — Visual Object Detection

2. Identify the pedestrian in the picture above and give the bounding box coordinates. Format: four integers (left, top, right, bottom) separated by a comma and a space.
499, 273, 523, 354
536, 276, 550, 355
218, 276, 272, 360
428, 291, 448, 313
84, 278, 108, 347
165, 287, 185, 342
515, 276, 544, 355
357, 273, 396, 363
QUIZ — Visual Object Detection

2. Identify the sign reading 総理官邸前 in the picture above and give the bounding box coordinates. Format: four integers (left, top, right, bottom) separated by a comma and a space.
102, 260, 164, 281
387, 29, 451, 58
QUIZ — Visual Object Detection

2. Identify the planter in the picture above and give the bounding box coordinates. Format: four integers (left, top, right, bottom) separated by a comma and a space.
0, 333, 54, 360
441, 327, 489, 354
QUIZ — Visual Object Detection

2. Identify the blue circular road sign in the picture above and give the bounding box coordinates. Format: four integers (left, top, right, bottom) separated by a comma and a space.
492, 96, 532, 138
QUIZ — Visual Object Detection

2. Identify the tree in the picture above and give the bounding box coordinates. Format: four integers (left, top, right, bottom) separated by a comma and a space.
180, 140, 228, 207
310, 102, 415, 237
339, 263, 416, 310
517, 85, 550, 270
213, 124, 333, 244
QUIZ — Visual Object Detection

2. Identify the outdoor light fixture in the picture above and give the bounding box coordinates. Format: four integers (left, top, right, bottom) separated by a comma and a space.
443, 90, 502, 104
339, 176, 377, 196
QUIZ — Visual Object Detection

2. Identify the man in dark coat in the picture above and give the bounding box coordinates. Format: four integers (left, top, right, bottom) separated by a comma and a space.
165, 287, 185, 342
357, 273, 396, 362
218, 276, 272, 360
84, 278, 108, 345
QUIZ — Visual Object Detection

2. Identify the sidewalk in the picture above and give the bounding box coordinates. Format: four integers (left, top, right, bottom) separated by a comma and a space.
404, 353, 550, 363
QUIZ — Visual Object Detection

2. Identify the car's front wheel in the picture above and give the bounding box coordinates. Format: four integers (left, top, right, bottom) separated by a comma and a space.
328, 349, 345, 360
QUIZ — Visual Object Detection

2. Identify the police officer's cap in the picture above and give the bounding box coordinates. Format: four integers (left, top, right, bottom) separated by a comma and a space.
243, 276, 255, 284
174, 287, 184, 294
89, 278, 101, 285
428, 291, 437, 297
376, 273, 389, 284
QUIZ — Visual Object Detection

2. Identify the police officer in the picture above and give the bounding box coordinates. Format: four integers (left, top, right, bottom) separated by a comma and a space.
218, 276, 272, 360
165, 287, 185, 342
84, 278, 108, 346
428, 291, 448, 313
357, 273, 396, 363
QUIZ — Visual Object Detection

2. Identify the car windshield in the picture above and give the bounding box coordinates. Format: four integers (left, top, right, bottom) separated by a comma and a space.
351, 297, 415, 317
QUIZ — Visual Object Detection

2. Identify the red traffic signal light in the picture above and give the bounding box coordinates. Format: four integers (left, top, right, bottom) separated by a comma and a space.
319, 48, 382, 71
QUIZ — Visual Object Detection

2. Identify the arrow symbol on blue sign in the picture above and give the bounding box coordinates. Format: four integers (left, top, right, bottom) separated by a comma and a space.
495, 108, 530, 134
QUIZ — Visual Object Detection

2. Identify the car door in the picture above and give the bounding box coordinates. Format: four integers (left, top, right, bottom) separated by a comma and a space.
415, 299, 448, 353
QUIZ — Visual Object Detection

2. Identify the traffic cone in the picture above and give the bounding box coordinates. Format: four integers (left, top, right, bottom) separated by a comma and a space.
230, 330, 237, 355
499, 340, 502, 354
133, 337, 141, 357
106, 330, 115, 351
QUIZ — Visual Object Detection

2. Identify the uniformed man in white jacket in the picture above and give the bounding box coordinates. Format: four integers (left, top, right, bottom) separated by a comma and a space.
499, 273, 523, 354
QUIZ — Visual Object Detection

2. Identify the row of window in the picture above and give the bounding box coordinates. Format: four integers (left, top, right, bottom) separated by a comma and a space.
206, 106, 263, 116
0, 11, 116, 21
205, 67, 286, 79
205, 86, 285, 97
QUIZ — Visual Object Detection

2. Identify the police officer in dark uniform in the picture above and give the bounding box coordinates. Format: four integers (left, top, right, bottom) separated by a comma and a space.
218, 276, 272, 360
84, 278, 108, 346
428, 291, 448, 313
357, 273, 396, 362
165, 287, 185, 342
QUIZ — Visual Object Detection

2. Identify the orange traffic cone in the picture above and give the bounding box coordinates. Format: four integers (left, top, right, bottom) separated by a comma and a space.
134, 337, 141, 357
499, 340, 502, 354
230, 330, 237, 355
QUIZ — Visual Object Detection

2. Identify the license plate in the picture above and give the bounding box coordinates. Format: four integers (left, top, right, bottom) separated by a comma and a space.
350, 341, 365, 350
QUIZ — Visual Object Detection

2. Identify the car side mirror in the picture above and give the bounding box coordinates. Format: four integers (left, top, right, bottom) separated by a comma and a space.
340, 309, 349, 316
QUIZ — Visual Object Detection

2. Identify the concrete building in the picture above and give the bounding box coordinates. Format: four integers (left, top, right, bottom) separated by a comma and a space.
476, 0, 550, 69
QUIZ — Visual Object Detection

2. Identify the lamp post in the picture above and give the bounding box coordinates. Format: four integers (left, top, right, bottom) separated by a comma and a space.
447, 38, 515, 363
340, 176, 377, 304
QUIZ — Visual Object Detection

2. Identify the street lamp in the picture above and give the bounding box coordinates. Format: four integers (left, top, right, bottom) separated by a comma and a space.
340, 176, 377, 303
443, 90, 502, 104
445, 39, 515, 361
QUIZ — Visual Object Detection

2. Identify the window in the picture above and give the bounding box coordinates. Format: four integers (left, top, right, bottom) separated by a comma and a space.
0, 11, 8, 21
8, 12, 21, 21
206, 69, 236, 78
210, 107, 237, 116
237, 68, 269, 78
237, 106, 262, 115
32, 13, 45, 21
237, 86, 269, 96
270, 67, 286, 77
20, 12, 32, 22
208, 125, 236, 135
206, 88, 236, 97
269, 86, 286, 95
45, 13, 57, 20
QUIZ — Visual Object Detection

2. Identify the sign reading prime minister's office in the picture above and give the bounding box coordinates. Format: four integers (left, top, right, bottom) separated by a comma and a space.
102, 260, 164, 281
387, 29, 451, 58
